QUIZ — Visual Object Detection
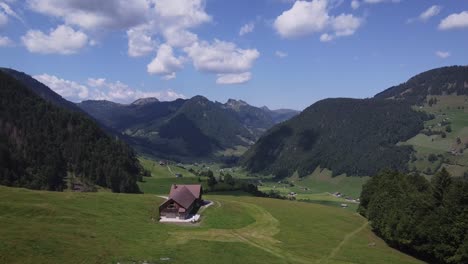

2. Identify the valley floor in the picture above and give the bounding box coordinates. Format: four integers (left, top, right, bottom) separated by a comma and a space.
0, 186, 423, 264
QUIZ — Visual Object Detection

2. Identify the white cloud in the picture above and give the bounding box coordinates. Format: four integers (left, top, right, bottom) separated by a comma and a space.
216, 72, 252, 85
147, 44, 184, 80
275, 50, 288, 58
439, 11, 468, 30
320, 33, 334, 42
22, 25, 88, 54
0, 11, 6, 26
0, 35, 13, 46
419, 5, 442, 21
27, 0, 149, 30
162, 28, 199, 48
274, 0, 329, 38
273, 0, 362, 41
34, 74, 185, 103
34, 74, 89, 101
87, 78, 106, 87
154, 0, 211, 29
435, 51, 450, 59
239, 22, 255, 36
127, 25, 157, 57
332, 14, 362, 36
0, 2, 23, 23
87, 78, 187, 102
122, 0, 211, 57
348, 0, 402, 9
184, 39, 260, 74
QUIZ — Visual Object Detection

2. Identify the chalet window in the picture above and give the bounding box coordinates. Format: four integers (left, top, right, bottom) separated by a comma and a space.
167, 202, 176, 209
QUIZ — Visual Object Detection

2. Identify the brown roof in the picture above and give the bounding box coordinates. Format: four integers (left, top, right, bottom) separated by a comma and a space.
169, 184, 202, 199
169, 186, 197, 209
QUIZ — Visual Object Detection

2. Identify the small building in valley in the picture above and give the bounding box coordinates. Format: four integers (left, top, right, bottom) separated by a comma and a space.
159, 184, 203, 219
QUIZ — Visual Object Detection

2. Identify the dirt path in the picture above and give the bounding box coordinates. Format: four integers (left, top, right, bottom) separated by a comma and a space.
166, 165, 174, 176
318, 218, 369, 263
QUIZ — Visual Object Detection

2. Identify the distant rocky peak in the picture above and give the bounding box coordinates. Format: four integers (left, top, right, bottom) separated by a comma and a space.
131, 97, 159, 106
260, 106, 270, 112
225, 98, 249, 111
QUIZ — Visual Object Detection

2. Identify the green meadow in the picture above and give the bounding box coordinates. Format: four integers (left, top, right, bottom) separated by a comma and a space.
0, 185, 422, 264
404, 95, 468, 177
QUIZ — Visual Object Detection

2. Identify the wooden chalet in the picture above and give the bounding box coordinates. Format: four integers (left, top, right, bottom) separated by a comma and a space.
159, 184, 203, 219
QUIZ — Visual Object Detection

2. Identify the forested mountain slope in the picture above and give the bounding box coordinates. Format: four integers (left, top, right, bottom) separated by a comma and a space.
0, 70, 141, 193
375, 66, 468, 104
242, 98, 429, 178
242, 66, 468, 178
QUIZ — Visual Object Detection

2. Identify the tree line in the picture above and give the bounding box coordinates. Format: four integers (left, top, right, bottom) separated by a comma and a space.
359, 169, 468, 263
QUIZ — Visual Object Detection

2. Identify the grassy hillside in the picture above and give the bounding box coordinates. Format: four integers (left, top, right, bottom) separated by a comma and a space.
0, 185, 422, 264
403, 95, 468, 176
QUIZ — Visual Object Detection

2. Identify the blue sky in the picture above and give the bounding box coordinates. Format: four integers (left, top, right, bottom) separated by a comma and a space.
0, 0, 467, 110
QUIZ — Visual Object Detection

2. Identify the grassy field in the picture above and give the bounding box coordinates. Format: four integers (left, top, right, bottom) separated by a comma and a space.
0, 185, 423, 264
139, 157, 367, 211
138, 157, 203, 194
257, 167, 368, 210
404, 95, 468, 177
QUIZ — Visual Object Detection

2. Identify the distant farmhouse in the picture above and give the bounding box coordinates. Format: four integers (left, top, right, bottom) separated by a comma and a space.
159, 184, 203, 219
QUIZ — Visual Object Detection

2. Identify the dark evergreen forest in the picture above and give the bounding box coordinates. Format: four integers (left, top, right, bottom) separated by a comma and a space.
0, 71, 142, 193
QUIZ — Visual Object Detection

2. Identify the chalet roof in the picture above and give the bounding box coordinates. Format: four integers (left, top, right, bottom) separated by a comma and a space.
169, 186, 197, 209
169, 184, 202, 199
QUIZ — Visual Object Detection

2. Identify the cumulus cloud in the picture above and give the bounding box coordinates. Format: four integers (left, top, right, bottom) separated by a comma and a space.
435, 51, 450, 59
26, 0, 261, 84
275, 50, 288, 58
0, 35, 13, 46
34, 74, 89, 101
27, 0, 149, 30
34, 74, 185, 103
87, 78, 106, 87
22, 25, 88, 54
184, 39, 260, 74
147, 44, 184, 80
162, 28, 198, 48
127, 25, 158, 57
216, 72, 252, 85
439, 11, 468, 30
239, 22, 255, 36
351, 0, 360, 9
273, 0, 362, 41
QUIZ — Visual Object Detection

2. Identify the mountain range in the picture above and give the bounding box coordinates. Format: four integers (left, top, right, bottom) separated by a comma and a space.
1, 65, 466, 192
78, 95, 299, 161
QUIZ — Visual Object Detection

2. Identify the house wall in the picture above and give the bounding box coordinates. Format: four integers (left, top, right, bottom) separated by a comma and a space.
159, 201, 195, 219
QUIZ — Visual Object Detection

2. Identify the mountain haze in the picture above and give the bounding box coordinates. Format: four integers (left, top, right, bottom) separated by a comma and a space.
79, 96, 299, 160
